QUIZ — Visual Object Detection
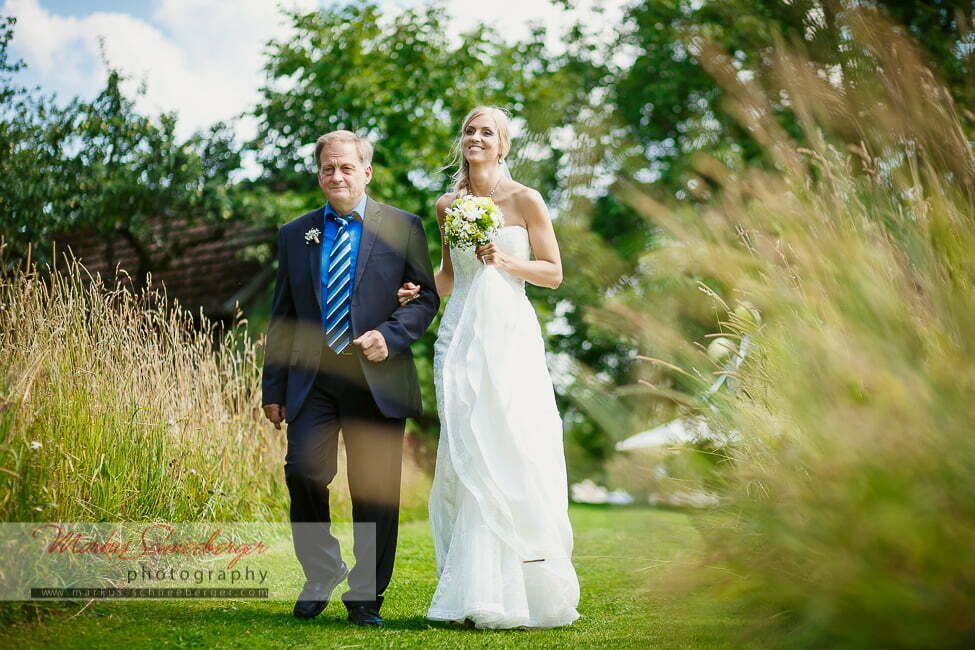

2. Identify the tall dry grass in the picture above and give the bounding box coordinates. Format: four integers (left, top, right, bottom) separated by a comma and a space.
0, 250, 430, 524
604, 9, 975, 648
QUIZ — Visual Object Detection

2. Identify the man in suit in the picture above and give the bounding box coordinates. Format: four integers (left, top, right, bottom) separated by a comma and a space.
261, 130, 438, 627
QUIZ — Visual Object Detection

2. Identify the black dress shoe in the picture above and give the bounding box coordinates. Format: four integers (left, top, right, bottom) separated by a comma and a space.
346, 603, 384, 627
292, 563, 349, 619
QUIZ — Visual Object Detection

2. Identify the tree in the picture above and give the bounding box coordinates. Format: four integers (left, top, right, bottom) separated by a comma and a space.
252, 1, 600, 222
612, 0, 975, 195
0, 16, 77, 263
58, 70, 253, 282
0, 16, 266, 277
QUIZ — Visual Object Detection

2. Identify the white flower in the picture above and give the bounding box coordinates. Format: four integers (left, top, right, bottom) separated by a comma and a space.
29, 441, 42, 450
442, 195, 504, 249
304, 228, 322, 244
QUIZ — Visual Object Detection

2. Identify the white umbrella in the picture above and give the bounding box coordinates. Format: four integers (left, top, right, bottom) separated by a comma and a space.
614, 416, 717, 451
616, 334, 752, 452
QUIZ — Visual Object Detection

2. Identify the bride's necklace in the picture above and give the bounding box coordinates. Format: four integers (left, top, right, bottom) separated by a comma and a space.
470, 173, 502, 200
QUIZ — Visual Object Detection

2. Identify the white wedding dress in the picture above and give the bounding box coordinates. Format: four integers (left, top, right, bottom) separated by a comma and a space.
427, 224, 580, 629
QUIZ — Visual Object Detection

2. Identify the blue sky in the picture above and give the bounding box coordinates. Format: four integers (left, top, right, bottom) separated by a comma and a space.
37, 0, 153, 19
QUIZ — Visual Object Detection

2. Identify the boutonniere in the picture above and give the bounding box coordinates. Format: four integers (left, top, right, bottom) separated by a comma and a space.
304, 227, 321, 244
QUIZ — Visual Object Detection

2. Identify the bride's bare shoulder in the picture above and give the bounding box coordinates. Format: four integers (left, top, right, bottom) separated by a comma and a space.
508, 182, 546, 211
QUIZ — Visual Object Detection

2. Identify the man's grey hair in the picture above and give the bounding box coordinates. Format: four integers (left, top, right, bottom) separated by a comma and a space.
315, 130, 374, 170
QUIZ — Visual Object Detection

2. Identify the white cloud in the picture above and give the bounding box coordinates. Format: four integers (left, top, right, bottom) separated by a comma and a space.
148, 0, 317, 122
4, 0, 170, 101
4, 0, 316, 139
437, 0, 623, 52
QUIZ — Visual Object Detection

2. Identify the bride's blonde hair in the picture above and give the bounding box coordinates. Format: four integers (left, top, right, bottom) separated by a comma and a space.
448, 106, 512, 192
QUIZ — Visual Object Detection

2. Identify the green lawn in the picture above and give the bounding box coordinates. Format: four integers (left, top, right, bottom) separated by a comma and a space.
0, 507, 746, 649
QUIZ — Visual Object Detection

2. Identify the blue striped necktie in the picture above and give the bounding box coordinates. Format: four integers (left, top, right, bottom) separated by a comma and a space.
324, 214, 354, 353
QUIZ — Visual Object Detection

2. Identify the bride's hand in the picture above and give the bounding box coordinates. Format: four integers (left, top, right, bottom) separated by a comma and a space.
397, 282, 421, 306
475, 242, 511, 269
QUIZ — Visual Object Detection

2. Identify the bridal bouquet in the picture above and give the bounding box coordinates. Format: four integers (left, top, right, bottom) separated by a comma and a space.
443, 195, 504, 249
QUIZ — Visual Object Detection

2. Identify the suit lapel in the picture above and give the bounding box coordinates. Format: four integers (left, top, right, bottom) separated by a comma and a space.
353, 196, 386, 302
307, 209, 324, 314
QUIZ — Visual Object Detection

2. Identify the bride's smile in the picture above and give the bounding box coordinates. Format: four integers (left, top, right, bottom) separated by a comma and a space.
462, 115, 500, 164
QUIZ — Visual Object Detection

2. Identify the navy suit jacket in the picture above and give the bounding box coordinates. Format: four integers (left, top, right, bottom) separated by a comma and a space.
261, 196, 439, 420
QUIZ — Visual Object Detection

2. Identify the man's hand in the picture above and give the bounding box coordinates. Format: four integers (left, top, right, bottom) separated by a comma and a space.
263, 404, 286, 430
353, 330, 389, 362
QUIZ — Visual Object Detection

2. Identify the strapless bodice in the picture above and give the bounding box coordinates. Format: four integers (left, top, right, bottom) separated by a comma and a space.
449, 226, 531, 302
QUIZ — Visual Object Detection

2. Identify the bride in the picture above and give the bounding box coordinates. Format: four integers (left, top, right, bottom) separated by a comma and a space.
397, 106, 580, 629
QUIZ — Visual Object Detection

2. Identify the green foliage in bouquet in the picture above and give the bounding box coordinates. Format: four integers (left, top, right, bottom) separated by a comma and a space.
442, 195, 504, 249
